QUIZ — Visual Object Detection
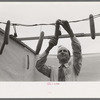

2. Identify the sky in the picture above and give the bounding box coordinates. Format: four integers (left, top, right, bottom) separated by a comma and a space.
0, 2, 100, 55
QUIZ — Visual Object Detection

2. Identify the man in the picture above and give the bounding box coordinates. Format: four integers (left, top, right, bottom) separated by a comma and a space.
36, 20, 82, 81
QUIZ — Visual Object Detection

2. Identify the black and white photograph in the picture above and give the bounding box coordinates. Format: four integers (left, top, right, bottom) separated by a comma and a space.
0, 1, 100, 98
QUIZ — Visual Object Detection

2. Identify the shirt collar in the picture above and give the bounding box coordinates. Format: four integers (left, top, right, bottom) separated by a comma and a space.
59, 63, 69, 68
64, 63, 69, 68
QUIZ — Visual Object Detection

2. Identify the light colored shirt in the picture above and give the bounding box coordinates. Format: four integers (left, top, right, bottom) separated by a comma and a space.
36, 36, 82, 81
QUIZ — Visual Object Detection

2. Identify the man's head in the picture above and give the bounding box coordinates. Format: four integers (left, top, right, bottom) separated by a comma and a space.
57, 45, 71, 64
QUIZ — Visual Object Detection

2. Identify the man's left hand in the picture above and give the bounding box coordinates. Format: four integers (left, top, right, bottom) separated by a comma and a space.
59, 20, 74, 37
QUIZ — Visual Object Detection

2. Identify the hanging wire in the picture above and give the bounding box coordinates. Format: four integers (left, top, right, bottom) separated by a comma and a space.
11, 23, 55, 27
69, 13, 100, 23
0, 13, 100, 27
13, 25, 17, 37
0, 22, 6, 24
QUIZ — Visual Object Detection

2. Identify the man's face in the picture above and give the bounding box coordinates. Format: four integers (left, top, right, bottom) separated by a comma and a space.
57, 47, 70, 64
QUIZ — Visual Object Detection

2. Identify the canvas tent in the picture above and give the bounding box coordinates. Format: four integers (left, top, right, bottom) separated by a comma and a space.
0, 28, 39, 81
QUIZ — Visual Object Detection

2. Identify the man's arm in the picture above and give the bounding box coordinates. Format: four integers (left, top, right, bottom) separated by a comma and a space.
36, 36, 58, 77
71, 36, 82, 76
36, 51, 51, 77
36, 21, 60, 77
60, 20, 82, 76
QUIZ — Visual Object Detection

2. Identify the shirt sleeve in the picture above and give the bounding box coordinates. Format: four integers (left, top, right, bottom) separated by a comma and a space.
35, 51, 51, 78
71, 36, 82, 76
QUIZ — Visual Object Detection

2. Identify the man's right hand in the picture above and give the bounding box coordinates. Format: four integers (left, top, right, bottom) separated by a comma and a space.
49, 36, 58, 47
45, 36, 58, 53
45, 20, 60, 53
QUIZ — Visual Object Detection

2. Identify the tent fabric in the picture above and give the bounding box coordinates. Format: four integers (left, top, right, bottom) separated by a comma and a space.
0, 32, 36, 81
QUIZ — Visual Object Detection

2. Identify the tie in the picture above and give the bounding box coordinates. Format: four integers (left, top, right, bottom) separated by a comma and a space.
58, 64, 65, 81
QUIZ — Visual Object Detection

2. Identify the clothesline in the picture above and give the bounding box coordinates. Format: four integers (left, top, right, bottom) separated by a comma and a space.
0, 13, 100, 27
